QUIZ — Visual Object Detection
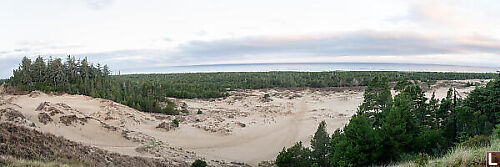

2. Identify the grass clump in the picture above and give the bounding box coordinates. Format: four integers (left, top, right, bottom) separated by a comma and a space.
172, 119, 179, 127
0, 157, 85, 167
399, 137, 500, 166
191, 159, 207, 167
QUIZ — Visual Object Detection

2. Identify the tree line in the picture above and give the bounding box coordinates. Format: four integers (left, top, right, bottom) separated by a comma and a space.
7, 56, 497, 117
115, 71, 495, 99
8, 56, 177, 115
276, 77, 499, 167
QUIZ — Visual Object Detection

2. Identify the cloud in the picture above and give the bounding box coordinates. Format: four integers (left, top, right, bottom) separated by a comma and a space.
0, 56, 21, 78
81, 0, 113, 10
176, 31, 500, 57
392, 1, 484, 31
1, 31, 499, 78
408, 2, 466, 27
163, 38, 173, 42
196, 31, 208, 36
81, 31, 500, 68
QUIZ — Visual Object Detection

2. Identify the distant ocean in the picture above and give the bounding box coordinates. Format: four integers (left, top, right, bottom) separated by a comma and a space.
123, 63, 499, 74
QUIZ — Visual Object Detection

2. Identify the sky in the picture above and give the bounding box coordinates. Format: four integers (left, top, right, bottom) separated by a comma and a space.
1, 0, 499, 78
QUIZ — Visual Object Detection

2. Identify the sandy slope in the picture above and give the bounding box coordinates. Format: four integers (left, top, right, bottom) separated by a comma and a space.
0, 79, 489, 166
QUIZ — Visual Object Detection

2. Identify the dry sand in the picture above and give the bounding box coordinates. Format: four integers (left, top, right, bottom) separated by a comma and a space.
0, 79, 489, 166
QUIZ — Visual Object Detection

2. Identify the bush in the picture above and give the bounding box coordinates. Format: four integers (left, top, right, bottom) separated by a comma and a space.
172, 119, 179, 127
460, 135, 491, 148
415, 153, 430, 167
276, 142, 311, 167
181, 102, 189, 114
197, 109, 202, 114
494, 124, 500, 139
465, 82, 478, 87
264, 93, 270, 98
191, 159, 207, 167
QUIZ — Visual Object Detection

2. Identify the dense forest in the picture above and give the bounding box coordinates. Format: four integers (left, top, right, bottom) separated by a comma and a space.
115, 71, 495, 98
6, 56, 497, 116
275, 77, 499, 167
7, 56, 177, 114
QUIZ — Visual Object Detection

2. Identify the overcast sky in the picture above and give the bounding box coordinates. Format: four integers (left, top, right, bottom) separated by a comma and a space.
1, 0, 499, 78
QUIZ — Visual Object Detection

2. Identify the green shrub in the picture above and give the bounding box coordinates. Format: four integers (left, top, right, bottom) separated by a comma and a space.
172, 119, 179, 127
415, 153, 430, 167
181, 102, 189, 114
465, 82, 475, 87
264, 93, 270, 98
494, 124, 500, 139
397, 153, 419, 163
460, 135, 491, 148
197, 109, 202, 114
191, 159, 207, 167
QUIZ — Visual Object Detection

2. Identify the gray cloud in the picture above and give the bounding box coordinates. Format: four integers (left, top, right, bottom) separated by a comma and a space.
90, 31, 500, 69
163, 37, 173, 42
13, 48, 30, 52
0, 56, 21, 78
177, 31, 500, 57
2, 31, 499, 78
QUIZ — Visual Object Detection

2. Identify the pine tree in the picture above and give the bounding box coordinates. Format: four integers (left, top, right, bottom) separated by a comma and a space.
310, 121, 330, 167
358, 76, 392, 127
403, 85, 429, 128
330, 115, 381, 166
20, 57, 32, 85
381, 92, 420, 158
31, 56, 46, 83
428, 92, 440, 129
276, 142, 311, 167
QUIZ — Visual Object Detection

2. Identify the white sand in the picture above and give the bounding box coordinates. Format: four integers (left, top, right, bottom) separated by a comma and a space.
0, 79, 489, 166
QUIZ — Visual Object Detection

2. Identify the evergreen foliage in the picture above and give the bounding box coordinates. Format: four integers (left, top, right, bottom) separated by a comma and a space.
310, 121, 330, 167
275, 142, 312, 167
8, 56, 176, 114
114, 71, 495, 98
277, 78, 500, 167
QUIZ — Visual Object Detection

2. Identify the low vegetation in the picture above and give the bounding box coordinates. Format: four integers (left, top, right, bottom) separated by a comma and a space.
435, 138, 499, 166
191, 159, 207, 167
276, 77, 499, 167
172, 119, 180, 127
0, 157, 85, 167
0, 122, 175, 166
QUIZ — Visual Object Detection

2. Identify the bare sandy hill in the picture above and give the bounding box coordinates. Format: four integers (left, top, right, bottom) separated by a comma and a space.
0, 79, 488, 166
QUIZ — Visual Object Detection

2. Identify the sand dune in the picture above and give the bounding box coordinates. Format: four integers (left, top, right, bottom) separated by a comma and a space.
0, 79, 487, 166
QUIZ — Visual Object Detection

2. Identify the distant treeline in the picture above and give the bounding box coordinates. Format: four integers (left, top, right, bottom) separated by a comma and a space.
276, 77, 500, 167
114, 71, 496, 98
6, 56, 497, 115
8, 56, 177, 115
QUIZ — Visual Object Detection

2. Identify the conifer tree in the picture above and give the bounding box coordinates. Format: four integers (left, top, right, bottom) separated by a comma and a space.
310, 121, 330, 167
